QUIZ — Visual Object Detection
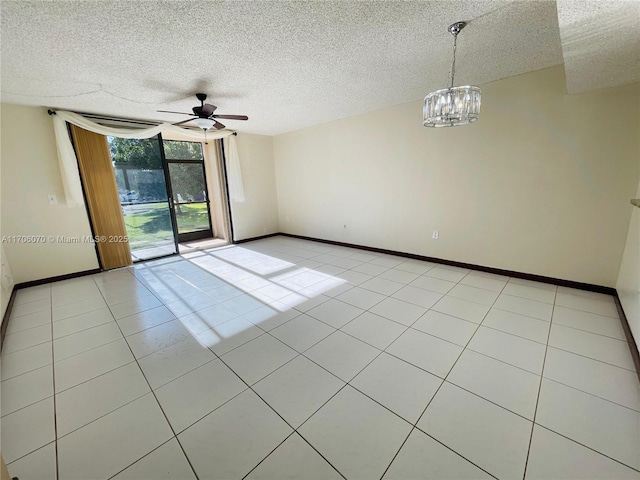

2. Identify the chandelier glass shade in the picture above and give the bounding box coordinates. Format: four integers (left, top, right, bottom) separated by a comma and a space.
194, 117, 215, 130
423, 22, 481, 128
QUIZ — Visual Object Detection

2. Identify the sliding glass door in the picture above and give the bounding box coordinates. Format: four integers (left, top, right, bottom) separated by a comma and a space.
108, 135, 178, 261
163, 141, 214, 243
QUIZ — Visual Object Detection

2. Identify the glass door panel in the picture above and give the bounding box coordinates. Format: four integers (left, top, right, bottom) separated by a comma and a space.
164, 141, 214, 243
108, 136, 177, 261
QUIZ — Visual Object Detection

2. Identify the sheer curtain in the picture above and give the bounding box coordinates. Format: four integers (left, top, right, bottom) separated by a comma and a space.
50, 110, 244, 207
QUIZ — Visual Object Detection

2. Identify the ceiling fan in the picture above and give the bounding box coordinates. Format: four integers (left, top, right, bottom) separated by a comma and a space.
158, 93, 248, 130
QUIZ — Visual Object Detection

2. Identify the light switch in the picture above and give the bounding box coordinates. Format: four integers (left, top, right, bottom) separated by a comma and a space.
48, 194, 57, 205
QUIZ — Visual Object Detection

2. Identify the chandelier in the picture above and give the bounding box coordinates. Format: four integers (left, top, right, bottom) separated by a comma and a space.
423, 21, 481, 127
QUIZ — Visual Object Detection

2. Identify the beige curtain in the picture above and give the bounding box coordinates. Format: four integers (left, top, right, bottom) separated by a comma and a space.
70, 125, 132, 270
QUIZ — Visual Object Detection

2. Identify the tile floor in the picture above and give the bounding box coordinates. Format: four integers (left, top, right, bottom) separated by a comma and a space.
1, 236, 639, 479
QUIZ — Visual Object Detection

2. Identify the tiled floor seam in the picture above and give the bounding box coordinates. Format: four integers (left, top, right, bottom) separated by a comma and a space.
49, 290, 60, 480
544, 345, 637, 374
93, 284, 203, 480
379, 274, 510, 480
521, 285, 557, 479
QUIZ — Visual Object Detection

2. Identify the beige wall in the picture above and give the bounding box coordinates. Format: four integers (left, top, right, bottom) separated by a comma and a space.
274, 66, 640, 287
230, 133, 279, 240
616, 180, 640, 350
1, 104, 99, 284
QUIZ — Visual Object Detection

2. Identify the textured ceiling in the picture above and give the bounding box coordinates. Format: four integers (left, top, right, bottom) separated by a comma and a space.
557, 0, 640, 94
0, 1, 628, 135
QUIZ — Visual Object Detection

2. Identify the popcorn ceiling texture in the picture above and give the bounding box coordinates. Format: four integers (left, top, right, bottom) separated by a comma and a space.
0, 1, 634, 135
556, 0, 640, 94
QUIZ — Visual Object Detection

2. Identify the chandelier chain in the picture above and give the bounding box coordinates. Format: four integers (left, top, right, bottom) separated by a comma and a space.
450, 34, 458, 89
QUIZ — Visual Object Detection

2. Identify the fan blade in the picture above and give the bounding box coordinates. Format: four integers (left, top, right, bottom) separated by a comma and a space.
173, 118, 195, 126
157, 110, 193, 115
211, 114, 248, 121
201, 103, 217, 116
213, 120, 226, 130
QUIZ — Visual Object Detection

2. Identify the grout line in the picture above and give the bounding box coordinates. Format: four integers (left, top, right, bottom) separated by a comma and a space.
521, 284, 557, 479
49, 281, 60, 480
92, 280, 202, 480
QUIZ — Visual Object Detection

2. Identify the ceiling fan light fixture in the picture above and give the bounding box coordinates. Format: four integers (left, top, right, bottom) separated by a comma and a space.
424, 21, 481, 128
194, 117, 216, 130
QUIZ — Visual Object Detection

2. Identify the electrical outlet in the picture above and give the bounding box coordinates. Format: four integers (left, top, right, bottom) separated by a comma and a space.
48, 194, 57, 205
432, 230, 439, 239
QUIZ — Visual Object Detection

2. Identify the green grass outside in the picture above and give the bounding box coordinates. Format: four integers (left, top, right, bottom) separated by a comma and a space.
123, 202, 210, 249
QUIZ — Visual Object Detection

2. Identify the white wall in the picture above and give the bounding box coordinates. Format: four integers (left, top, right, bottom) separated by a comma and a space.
230, 133, 279, 240
274, 66, 640, 287
1, 105, 99, 284
616, 180, 640, 351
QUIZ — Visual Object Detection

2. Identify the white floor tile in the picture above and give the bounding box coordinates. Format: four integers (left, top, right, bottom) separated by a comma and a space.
386, 328, 462, 378
109, 295, 163, 320
447, 349, 540, 419
508, 277, 557, 291
197, 318, 265, 356
245, 306, 299, 331
254, 355, 345, 428
526, 425, 640, 480
14, 285, 50, 305
544, 347, 640, 411
246, 433, 342, 480
360, 277, 404, 296
10, 298, 51, 318
336, 286, 386, 310
306, 298, 364, 329
52, 307, 115, 339
493, 294, 553, 321
412, 310, 478, 346
384, 429, 493, 480
369, 255, 405, 268
54, 338, 134, 392
370, 297, 428, 326
395, 260, 436, 275
51, 289, 104, 309
467, 326, 546, 374
6, 442, 56, 480
165, 292, 219, 317
57, 393, 173, 480
125, 319, 193, 359
138, 336, 216, 389
299, 385, 412, 480
52, 296, 107, 322
502, 282, 556, 304
424, 266, 468, 283
553, 305, 626, 340
459, 272, 507, 293
155, 358, 246, 433
222, 334, 297, 385
1, 342, 52, 381
549, 323, 635, 371
555, 292, 618, 317
179, 389, 292, 479
53, 321, 123, 361
271, 313, 335, 352
116, 305, 176, 336
336, 269, 374, 286
447, 284, 499, 306
178, 303, 239, 334
410, 275, 457, 294
0, 397, 55, 464
2, 323, 51, 354
113, 438, 197, 480
6, 310, 50, 335
351, 352, 441, 423
353, 262, 390, 276
304, 331, 380, 382
293, 294, 330, 313
56, 362, 150, 437
341, 311, 407, 349
418, 382, 532, 480
392, 285, 442, 309
1, 364, 52, 417
431, 296, 490, 323
536, 379, 640, 470
378, 268, 420, 285
482, 308, 550, 343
